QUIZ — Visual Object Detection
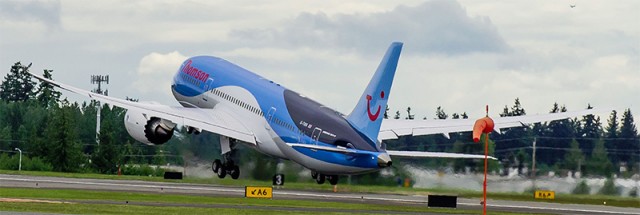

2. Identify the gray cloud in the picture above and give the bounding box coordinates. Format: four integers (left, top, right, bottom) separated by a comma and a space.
0, 0, 61, 29
230, 0, 509, 55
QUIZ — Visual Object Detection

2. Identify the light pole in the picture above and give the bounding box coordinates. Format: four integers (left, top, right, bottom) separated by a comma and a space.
14, 148, 22, 171
91, 75, 109, 145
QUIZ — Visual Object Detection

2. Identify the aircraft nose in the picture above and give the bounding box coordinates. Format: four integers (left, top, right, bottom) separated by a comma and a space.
377, 153, 392, 168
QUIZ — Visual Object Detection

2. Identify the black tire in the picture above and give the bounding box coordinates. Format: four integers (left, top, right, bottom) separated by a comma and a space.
216, 164, 226, 178
212, 159, 222, 173
311, 171, 318, 180
328, 175, 339, 185
315, 174, 325, 184
230, 165, 240, 179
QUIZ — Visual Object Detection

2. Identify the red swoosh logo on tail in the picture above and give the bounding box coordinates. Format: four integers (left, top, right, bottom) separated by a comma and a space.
366, 94, 381, 121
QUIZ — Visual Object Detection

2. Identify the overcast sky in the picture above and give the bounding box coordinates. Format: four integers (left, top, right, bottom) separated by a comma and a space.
1, 0, 638, 123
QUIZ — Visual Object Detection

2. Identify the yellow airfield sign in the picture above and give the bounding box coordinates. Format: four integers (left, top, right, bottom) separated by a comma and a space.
245, 186, 273, 198
534, 190, 555, 200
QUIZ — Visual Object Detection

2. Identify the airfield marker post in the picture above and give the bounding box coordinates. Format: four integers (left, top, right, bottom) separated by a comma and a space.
483, 133, 488, 215
14, 148, 22, 171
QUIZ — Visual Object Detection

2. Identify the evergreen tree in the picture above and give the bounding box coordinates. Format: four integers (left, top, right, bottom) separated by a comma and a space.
384, 105, 389, 119
499, 98, 526, 117
92, 105, 126, 173
598, 177, 620, 196
435, 106, 447, 119
495, 98, 531, 162
0, 126, 11, 151
35, 69, 62, 108
578, 104, 602, 156
618, 109, 638, 170
78, 101, 98, 154
21, 104, 48, 156
587, 139, 613, 177
451, 113, 460, 119
432, 106, 456, 151
406, 107, 414, 120
562, 139, 585, 173
394, 111, 400, 119
604, 110, 620, 165
572, 180, 591, 194
0, 62, 36, 102
541, 103, 575, 166
43, 99, 84, 172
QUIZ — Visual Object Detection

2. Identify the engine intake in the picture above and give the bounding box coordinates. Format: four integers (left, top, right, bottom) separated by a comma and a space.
144, 117, 175, 144
124, 109, 176, 145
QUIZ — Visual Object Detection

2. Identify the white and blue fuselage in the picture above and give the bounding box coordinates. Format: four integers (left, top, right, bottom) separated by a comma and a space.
170, 56, 393, 175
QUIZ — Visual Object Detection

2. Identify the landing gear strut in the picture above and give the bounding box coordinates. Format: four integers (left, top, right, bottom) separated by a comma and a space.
311, 171, 339, 185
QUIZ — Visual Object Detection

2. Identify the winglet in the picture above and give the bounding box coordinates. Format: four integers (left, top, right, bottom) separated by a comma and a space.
346, 42, 403, 146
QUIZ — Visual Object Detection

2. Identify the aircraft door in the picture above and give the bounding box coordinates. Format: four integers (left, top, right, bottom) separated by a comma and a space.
311, 127, 322, 144
265, 107, 276, 130
200, 78, 214, 104
204, 78, 214, 91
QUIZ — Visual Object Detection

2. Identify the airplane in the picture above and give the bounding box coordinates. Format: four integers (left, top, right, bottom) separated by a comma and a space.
30, 42, 605, 185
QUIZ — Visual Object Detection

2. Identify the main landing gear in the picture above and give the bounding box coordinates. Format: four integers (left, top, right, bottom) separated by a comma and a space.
212, 156, 240, 180
311, 171, 339, 185
212, 136, 240, 180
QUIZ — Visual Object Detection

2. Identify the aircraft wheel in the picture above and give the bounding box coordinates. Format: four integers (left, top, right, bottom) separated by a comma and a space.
315, 173, 325, 184
230, 165, 240, 180
311, 171, 318, 180
212, 159, 222, 173
328, 175, 339, 185
216, 164, 227, 178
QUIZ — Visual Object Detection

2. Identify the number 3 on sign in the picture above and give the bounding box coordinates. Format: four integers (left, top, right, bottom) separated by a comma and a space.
273, 174, 285, 186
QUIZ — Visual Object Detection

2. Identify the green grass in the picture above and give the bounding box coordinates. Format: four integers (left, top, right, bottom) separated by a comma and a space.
0, 202, 342, 215
0, 187, 424, 211
0, 187, 533, 214
1, 170, 638, 208
0, 170, 167, 181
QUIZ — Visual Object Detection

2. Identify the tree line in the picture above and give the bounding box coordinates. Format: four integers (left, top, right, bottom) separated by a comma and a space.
385, 98, 639, 178
0, 62, 182, 174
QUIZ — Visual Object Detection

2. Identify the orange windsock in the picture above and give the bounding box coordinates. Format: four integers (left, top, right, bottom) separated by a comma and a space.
472, 117, 495, 142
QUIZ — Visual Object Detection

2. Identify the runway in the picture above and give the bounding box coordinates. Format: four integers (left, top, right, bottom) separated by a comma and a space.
0, 174, 638, 215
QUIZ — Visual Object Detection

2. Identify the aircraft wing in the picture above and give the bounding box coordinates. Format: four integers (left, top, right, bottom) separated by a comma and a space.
387, 150, 496, 160
379, 108, 606, 141
29, 72, 256, 144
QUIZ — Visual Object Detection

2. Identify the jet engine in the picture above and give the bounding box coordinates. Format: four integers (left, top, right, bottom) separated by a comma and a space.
124, 109, 176, 145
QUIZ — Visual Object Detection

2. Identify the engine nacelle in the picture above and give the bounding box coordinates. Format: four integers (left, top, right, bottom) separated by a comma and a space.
124, 109, 176, 145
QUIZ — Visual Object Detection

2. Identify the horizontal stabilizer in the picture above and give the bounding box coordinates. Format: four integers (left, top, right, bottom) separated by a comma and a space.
387, 150, 496, 160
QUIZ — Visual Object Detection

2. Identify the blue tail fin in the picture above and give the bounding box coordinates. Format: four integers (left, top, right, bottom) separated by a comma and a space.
347, 42, 403, 145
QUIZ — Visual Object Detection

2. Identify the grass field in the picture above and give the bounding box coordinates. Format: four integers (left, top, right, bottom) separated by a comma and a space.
0, 187, 537, 215
1, 169, 638, 208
